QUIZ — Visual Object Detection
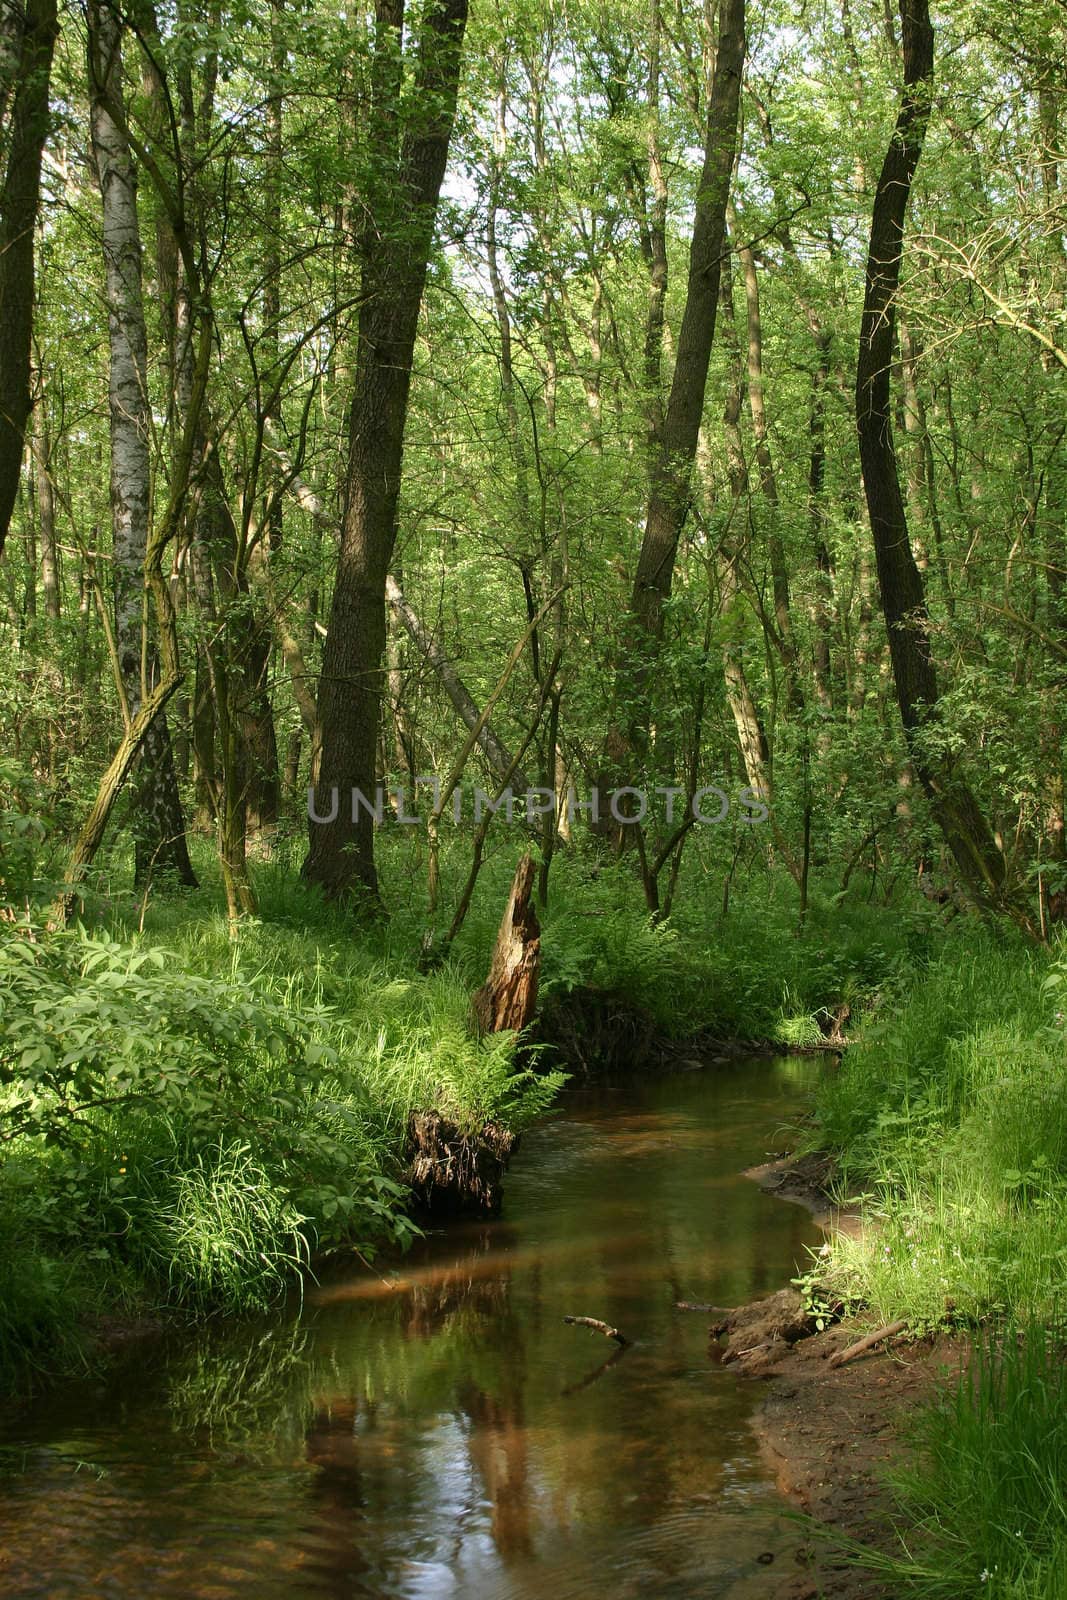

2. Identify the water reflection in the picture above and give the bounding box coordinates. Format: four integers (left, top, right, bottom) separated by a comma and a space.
0, 1059, 820, 1599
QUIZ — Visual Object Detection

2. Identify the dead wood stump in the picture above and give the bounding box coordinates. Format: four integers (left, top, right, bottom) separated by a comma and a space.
404, 857, 541, 1217
472, 852, 541, 1035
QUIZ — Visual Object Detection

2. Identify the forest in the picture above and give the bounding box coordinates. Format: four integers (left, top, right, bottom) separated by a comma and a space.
0, 0, 1066, 1593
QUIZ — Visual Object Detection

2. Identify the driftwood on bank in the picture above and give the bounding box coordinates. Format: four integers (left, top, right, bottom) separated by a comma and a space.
563, 1315, 629, 1346
471, 852, 541, 1035
710, 1288, 821, 1376
828, 1319, 908, 1368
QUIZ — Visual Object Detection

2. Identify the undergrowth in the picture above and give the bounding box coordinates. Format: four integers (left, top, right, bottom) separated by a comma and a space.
0, 826, 940, 1391
810, 934, 1066, 1326
805, 934, 1067, 1599
857, 1324, 1067, 1598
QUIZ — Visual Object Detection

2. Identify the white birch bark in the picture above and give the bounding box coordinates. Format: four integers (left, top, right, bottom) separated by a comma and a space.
88, 0, 195, 885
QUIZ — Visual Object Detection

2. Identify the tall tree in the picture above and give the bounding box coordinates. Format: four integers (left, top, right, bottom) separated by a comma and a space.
855, 0, 1008, 911
609, 0, 746, 772
304, 0, 469, 902
0, 0, 57, 560
88, 0, 196, 888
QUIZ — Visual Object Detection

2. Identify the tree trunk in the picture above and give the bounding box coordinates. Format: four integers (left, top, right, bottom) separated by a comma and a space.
611, 0, 745, 765
88, 0, 196, 889
855, 0, 1009, 911
304, 0, 469, 902
0, 0, 57, 561
55, 672, 181, 924
31, 398, 59, 619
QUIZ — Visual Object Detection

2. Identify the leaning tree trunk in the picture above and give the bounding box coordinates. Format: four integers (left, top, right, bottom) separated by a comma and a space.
0, 0, 57, 562
54, 672, 181, 925
304, 0, 469, 902
88, 0, 196, 889
386, 574, 534, 794
855, 0, 1010, 913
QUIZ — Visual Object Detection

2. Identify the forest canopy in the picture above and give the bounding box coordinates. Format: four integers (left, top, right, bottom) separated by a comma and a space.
0, 0, 1062, 932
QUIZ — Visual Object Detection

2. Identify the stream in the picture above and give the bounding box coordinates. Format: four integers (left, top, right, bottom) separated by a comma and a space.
0, 1057, 822, 1600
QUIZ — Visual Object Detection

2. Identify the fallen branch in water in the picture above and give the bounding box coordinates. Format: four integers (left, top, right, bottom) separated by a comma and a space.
829, 1319, 908, 1368
563, 1315, 629, 1346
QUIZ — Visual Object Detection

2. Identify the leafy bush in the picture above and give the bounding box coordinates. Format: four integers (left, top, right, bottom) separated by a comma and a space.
0, 759, 49, 903
0, 923, 316, 1149
0, 898, 568, 1379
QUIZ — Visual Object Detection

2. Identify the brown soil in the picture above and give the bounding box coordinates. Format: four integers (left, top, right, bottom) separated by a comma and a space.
719, 1153, 968, 1600
757, 1321, 966, 1599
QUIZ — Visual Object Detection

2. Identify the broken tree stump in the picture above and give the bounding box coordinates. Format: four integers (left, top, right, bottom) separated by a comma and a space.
472, 852, 541, 1035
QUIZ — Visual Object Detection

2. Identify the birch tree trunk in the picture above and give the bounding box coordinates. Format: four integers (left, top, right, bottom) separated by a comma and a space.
88, 0, 196, 888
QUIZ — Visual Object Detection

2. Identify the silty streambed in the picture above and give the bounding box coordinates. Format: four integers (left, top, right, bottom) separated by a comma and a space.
0, 1057, 822, 1599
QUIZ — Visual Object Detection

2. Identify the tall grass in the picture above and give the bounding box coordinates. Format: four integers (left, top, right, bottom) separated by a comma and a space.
0, 875, 566, 1384
858, 1325, 1067, 1599
811, 934, 1067, 1325
804, 933, 1067, 1598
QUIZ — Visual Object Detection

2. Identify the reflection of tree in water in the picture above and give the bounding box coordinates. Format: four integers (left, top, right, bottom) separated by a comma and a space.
457, 1382, 533, 1561
302, 1224, 536, 1576
303, 1395, 375, 1592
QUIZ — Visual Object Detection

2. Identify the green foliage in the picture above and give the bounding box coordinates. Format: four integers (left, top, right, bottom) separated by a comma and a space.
0, 922, 315, 1148
0, 1244, 92, 1390
0, 760, 50, 902
812, 935, 1067, 1325
854, 1326, 1067, 1599
0, 893, 570, 1375
531, 851, 926, 1043
145, 1143, 312, 1315
791, 1256, 853, 1332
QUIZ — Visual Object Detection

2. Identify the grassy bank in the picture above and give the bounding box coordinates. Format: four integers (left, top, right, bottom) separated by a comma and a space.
805, 929, 1067, 1596
0, 832, 925, 1393
813, 932, 1065, 1325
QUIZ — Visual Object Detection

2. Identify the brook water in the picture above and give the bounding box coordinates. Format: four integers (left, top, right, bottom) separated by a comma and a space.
0, 1059, 820, 1599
